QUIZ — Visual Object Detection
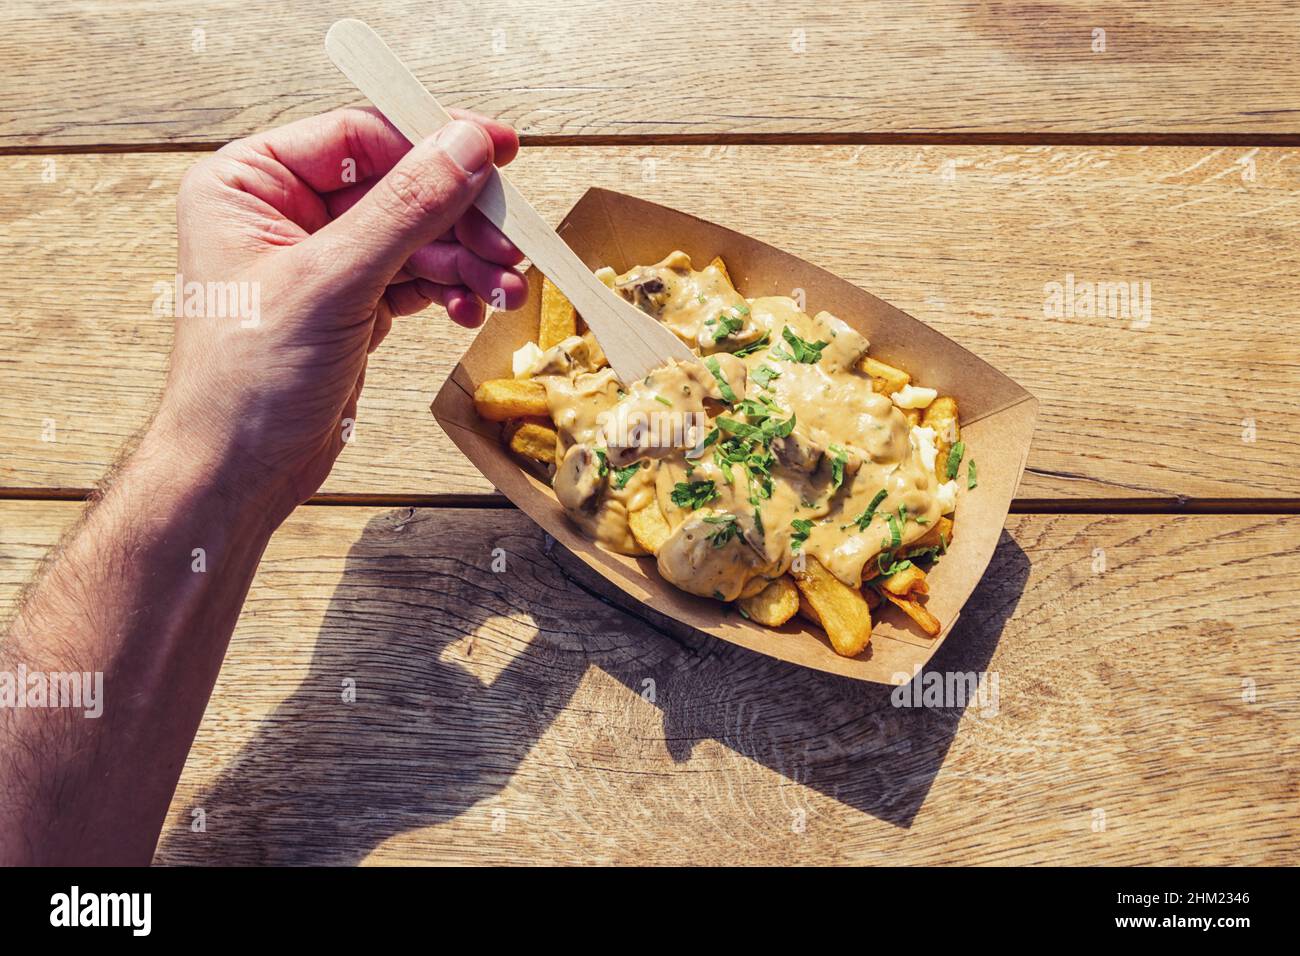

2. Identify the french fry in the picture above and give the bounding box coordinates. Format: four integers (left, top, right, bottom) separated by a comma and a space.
628, 499, 672, 555
709, 255, 734, 289
738, 576, 799, 627
902, 408, 921, 427
881, 563, 929, 596
540, 276, 578, 349
791, 557, 873, 657
922, 396, 960, 482
797, 592, 820, 625
859, 355, 911, 395
881, 590, 942, 637
473, 378, 549, 421
507, 421, 558, 464
904, 515, 954, 557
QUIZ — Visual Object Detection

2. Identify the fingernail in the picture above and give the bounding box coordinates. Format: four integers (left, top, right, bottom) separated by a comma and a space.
435, 121, 490, 174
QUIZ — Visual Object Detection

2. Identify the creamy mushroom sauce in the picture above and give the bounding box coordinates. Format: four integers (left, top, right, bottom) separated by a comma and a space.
522, 252, 950, 603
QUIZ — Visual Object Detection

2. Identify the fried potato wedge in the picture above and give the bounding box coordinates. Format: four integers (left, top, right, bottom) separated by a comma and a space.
474, 378, 549, 421
792, 557, 873, 657
797, 592, 820, 625
708, 255, 734, 290
628, 499, 672, 555
922, 396, 960, 482
738, 576, 799, 627
881, 590, 942, 637
904, 515, 954, 556
506, 421, 559, 464
881, 563, 929, 597
540, 276, 578, 349
859, 355, 911, 395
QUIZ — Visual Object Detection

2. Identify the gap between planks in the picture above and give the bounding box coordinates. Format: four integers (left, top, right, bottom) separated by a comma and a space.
4, 131, 1300, 157
1, 488, 1298, 515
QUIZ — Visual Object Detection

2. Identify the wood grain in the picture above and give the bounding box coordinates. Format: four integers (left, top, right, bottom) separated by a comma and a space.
3, 1, 1300, 147
3, 146, 1299, 499
1, 502, 1294, 865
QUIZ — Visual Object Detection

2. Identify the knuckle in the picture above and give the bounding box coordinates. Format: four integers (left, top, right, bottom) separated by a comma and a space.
177, 157, 215, 204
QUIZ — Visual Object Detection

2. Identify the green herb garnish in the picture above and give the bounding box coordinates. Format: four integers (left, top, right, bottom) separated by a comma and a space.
594, 449, 609, 477
967, 458, 977, 489
775, 325, 829, 364
877, 555, 913, 578
854, 489, 889, 531
704, 355, 737, 404
790, 518, 814, 552
945, 440, 966, 480
732, 332, 771, 358
711, 311, 746, 343
686, 426, 719, 460
654, 394, 673, 407
703, 513, 741, 547
828, 445, 848, 493
752, 364, 780, 389
671, 480, 719, 510
885, 513, 902, 549
612, 461, 642, 490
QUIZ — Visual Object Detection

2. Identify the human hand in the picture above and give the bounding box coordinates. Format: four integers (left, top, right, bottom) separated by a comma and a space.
158, 107, 528, 523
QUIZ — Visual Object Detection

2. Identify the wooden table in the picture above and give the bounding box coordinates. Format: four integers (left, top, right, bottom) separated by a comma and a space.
2, 1, 1297, 865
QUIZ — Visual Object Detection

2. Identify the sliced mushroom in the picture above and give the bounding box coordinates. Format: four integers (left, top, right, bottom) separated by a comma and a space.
554, 443, 605, 511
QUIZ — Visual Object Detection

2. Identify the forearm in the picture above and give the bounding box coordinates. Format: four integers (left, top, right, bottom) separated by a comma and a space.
0, 419, 280, 864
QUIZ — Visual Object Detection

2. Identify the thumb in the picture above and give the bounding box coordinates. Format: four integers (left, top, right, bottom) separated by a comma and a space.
302, 119, 494, 291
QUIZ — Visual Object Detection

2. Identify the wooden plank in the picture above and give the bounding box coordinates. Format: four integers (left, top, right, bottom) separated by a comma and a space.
0, 501, 1294, 865
4, 2, 1300, 147
2, 148, 1300, 502
3, 146, 1299, 500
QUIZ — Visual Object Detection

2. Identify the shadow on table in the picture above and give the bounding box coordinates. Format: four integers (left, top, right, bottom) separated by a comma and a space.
158, 512, 1028, 865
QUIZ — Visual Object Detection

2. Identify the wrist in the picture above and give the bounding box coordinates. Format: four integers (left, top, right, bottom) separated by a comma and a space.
134, 408, 293, 539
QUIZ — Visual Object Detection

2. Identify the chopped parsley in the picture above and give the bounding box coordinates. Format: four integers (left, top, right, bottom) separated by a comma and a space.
828, 445, 848, 493
654, 394, 673, 407
752, 364, 780, 389
717, 416, 762, 440
685, 426, 719, 460
612, 461, 642, 490
704, 355, 737, 404
710, 311, 746, 343
771, 325, 829, 364
790, 518, 814, 552
671, 480, 719, 510
876, 554, 913, 578
967, 458, 978, 489
594, 449, 609, 477
945, 440, 966, 480
885, 513, 902, 549
731, 332, 771, 358
854, 489, 889, 531
703, 513, 741, 547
